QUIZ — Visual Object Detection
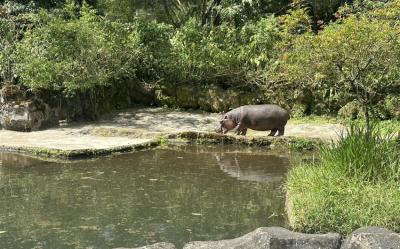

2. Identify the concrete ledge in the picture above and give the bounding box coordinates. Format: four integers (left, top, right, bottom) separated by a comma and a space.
0, 139, 161, 159
0, 131, 324, 159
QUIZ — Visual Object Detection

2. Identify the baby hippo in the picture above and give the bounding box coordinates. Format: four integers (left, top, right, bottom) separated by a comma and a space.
215, 104, 289, 136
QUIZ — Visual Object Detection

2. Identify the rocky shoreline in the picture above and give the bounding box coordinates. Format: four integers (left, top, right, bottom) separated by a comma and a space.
118, 226, 400, 249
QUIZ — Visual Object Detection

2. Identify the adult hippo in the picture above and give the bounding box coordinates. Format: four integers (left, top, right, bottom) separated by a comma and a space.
215, 104, 290, 136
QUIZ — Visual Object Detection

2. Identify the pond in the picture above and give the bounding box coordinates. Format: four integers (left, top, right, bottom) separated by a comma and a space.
0, 145, 292, 249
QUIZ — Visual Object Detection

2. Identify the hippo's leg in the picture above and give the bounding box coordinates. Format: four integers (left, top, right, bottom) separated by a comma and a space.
268, 129, 277, 136
239, 128, 247, 136
277, 127, 285, 136
236, 128, 247, 136
235, 123, 247, 136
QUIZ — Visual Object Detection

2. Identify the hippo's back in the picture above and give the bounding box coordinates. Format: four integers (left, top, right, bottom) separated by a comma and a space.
239, 104, 289, 131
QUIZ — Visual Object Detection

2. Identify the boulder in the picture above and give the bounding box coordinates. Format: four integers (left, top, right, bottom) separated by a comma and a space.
341, 227, 400, 249
176, 84, 199, 109
198, 86, 226, 112
183, 227, 341, 249
338, 101, 363, 120
114, 242, 177, 249
0, 85, 58, 131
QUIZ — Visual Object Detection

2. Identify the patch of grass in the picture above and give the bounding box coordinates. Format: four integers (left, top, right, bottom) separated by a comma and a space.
158, 136, 168, 145
343, 119, 400, 136
290, 115, 399, 135
289, 138, 318, 151
371, 120, 400, 136
289, 115, 340, 125
287, 165, 400, 234
286, 124, 400, 235
322, 125, 400, 182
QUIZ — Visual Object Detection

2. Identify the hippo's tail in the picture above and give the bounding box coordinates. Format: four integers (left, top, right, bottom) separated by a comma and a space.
287, 109, 292, 120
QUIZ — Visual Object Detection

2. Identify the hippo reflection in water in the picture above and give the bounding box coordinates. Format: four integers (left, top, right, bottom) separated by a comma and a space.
215, 153, 288, 182
215, 104, 290, 136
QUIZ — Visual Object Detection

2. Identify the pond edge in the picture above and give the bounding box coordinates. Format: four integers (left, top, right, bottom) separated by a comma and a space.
0, 131, 324, 160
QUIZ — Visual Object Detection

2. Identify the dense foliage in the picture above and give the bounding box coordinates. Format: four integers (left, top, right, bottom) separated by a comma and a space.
0, 0, 399, 119
277, 16, 400, 124
15, 3, 143, 93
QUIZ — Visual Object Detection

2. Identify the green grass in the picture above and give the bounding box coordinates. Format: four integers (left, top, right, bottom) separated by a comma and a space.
341, 119, 400, 135
286, 124, 400, 235
289, 115, 340, 125
289, 138, 318, 151
322, 125, 400, 182
287, 166, 400, 234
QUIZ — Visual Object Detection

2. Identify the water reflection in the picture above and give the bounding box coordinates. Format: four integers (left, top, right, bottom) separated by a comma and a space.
215, 152, 288, 182
0, 145, 290, 249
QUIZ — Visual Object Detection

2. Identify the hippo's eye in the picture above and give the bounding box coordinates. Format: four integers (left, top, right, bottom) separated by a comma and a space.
219, 120, 224, 124
224, 115, 228, 119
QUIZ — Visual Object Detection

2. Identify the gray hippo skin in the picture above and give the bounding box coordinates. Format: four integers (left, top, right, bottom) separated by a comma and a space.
215, 104, 289, 136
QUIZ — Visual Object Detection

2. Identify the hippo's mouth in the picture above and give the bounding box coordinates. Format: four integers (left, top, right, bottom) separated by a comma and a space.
215, 127, 228, 134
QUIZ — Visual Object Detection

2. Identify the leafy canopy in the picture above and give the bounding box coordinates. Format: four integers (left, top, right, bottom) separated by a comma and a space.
15, 1, 142, 94
277, 16, 400, 124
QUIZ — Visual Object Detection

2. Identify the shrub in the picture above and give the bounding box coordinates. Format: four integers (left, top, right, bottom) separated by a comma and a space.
0, 16, 15, 86
170, 18, 242, 84
0, 6, 31, 86
14, 2, 142, 94
383, 95, 400, 120
131, 18, 174, 81
169, 16, 281, 85
321, 125, 400, 182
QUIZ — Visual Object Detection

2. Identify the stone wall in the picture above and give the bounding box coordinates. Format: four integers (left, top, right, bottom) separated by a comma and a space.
155, 82, 265, 112
36, 80, 155, 122
0, 82, 265, 131
0, 81, 155, 131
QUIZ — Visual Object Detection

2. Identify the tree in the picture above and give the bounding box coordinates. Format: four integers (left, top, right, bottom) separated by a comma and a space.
276, 16, 400, 127
0, 6, 26, 86
96, 0, 202, 26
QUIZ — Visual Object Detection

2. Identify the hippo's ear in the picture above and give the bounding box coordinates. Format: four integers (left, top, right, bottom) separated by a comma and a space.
219, 120, 224, 124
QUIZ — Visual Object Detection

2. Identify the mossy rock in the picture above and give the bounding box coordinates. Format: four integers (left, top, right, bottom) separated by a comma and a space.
338, 101, 363, 120
290, 104, 308, 118
198, 86, 226, 112
154, 89, 177, 107
383, 95, 400, 119
223, 89, 241, 110
176, 85, 199, 109
0, 85, 26, 104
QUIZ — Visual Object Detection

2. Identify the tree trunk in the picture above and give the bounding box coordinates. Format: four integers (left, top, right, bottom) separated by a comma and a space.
201, 0, 221, 26
364, 103, 370, 131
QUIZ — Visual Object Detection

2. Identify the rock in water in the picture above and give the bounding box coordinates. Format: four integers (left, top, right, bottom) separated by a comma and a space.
183, 227, 341, 249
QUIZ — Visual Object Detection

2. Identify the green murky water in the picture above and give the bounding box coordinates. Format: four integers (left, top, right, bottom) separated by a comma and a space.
0, 145, 291, 249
